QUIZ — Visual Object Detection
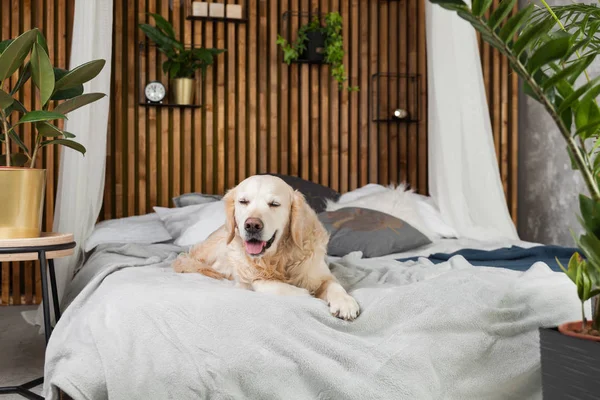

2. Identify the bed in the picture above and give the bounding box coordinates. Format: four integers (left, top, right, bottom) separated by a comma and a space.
43, 179, 581, 400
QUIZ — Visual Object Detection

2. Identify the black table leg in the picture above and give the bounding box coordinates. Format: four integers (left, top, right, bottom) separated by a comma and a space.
48, 259, 61, 322
38, 250, 52, 345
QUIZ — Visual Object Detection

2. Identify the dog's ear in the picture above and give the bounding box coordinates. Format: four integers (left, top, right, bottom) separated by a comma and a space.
289, 190, 315, 249
223, 187, 237, 244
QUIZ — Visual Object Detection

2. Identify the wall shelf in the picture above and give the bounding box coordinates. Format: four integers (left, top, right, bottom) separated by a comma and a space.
371, 72, 421, 123
139, 102, 202, 109
185, 15, 247, 23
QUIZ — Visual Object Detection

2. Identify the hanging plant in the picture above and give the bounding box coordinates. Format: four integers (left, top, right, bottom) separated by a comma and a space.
276, 12, 359, 92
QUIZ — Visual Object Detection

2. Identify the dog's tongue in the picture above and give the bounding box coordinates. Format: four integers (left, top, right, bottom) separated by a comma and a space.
245, 240, 266, 255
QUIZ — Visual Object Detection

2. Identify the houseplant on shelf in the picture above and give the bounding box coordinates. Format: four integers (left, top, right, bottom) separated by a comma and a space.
0, 28, 105, 239
429, 0, 600, 395
276, 12, 358, 91
139, 13, 225, 105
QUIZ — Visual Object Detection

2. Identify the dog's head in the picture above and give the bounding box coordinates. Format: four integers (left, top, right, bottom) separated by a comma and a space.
223, 175, 314, 257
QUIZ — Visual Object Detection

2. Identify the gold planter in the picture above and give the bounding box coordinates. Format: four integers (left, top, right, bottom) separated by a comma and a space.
171, 78, 195, 105
0, 168, 46, 239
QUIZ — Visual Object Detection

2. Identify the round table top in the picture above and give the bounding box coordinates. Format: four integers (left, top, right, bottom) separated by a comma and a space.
0, 233, 75, 262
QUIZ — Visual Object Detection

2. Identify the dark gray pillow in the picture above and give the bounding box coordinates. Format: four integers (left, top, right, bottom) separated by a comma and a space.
318, 207, 431, 257
172, 193, 223, 208
261, 174, 340, 213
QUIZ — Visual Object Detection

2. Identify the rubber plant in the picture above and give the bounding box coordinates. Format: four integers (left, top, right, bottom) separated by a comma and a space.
139, 13, 225, 79
429, 0, 600, 335
0, 28, 106, 167
276, 12, 359, 91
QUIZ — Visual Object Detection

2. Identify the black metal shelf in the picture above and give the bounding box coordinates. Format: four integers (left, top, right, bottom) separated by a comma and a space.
286, 58, 326, 65
186, 15, 247, 23
371, 72, 421, 123
139, 102, 202, 109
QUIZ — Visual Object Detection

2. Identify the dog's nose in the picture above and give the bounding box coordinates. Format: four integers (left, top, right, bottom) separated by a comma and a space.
244, 218, 264, 234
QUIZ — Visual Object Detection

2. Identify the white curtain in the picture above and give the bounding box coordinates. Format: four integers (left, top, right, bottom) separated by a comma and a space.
425, 0, 518, 241
22, 0, 113, 328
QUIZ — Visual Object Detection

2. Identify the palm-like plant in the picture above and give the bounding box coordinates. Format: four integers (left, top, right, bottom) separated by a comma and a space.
139, 14, 225, 79
430, 0, 600, 333
0, 28, 105, 167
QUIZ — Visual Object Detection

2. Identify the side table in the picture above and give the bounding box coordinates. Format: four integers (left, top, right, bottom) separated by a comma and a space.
0, 233, 75, 400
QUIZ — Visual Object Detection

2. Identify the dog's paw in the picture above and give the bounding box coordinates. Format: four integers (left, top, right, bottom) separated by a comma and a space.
328, 293, 360, 321
172, 255, 189, 273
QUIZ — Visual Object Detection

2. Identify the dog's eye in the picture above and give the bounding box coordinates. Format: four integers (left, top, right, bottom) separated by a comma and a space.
268, 201, 280, 208
239, 199, 249, 205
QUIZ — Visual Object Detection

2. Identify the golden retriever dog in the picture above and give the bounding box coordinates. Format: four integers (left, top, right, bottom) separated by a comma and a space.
172, 175, 360, 320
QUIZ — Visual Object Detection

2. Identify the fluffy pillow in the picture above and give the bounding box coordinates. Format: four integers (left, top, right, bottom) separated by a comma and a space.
84, 213, 172, 252
325, 183, 437, 240
154, 202, 226, 247
319, 207, 431, 257
172, 192, 222, 208
261, 173, 340, 213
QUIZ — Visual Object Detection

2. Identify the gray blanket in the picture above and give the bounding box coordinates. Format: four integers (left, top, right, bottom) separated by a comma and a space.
44, 244, 581, 400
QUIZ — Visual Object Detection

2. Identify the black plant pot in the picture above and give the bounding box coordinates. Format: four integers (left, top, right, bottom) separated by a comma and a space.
298, 31, 325, 63
539, 327, 600, 399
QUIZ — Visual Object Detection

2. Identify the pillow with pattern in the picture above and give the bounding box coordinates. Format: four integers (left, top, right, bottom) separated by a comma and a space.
318, 207, 431, 257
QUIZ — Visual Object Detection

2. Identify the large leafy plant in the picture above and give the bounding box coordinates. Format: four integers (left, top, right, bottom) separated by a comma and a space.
0, 29, 105, 168
276, 12, 358, 91
430, 0, 600, 333
139, 13, 225, 79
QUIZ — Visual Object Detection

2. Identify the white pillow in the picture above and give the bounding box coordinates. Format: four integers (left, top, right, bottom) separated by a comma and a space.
84, 213, 172, 252
326, 184, 458, 240
154, 201, 226, 247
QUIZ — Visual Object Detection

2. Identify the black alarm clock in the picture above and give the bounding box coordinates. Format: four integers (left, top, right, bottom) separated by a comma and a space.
145, 81, 166, 104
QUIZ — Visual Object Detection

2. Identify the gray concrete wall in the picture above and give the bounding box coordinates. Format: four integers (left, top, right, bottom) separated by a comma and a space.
517, 0, 591, 245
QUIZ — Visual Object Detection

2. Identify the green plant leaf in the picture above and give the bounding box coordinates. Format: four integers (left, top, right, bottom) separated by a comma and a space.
0, 39, 14, 55
14, 110, 67, 126
499, 4, 534, 43
0, 29, 37, 82
3, 98, 27, 116
40, 138, 86, 155
30, 42, 55, 106
513, 18, 556, 56
10, 63, 31, 96
579, 194, 600, 238
53, 93, 105, 115
0, 153, 28, 167
50, 68, 84, 101
575, 99, 600, 139
61, 131, 76, 138
148, 13, 176, 39
35, 122, 63, 137
488, 0, 517, 31
527, 35, 571, 74
558, 76, 600, 114
0, 89, 14, 110
53, 59, 105, 93
558, 252, 583, 283
139, 24, 183, 51
542, 55, 595, 91
429, 0, 468, 11
35, 30, 48, 54
472, 0, 493, 17
523, 81, 540, 102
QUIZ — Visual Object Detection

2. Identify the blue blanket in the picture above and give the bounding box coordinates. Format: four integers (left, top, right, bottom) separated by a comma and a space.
397, 245, 580, 272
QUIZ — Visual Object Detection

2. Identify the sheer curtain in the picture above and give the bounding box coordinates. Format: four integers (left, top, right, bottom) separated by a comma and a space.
425, 0, 518, 241
22, 0, 113, 328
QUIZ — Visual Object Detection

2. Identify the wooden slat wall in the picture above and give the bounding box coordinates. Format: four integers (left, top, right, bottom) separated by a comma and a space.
0, 0, 74, 305
1, 0, 519, 305
102, 0, 428, 222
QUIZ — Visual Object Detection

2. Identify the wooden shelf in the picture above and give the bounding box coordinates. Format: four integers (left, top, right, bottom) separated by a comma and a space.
186, 16, 247, 23
139, 102, 202, 109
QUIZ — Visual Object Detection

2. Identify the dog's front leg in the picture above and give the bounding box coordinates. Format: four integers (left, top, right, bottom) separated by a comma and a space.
315, 278, 360, 321
252, 280, 310, 296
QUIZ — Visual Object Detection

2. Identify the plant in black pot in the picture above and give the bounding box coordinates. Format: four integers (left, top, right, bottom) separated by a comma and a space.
428, 0, 600, 397
276, 12, 358, 91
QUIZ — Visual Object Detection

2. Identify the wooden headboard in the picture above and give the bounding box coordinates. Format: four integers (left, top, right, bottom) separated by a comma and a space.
0, 0, 517, 305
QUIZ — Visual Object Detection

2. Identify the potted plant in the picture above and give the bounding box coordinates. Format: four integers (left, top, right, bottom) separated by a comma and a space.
0, 28, 105, 239
276, 12, 358, 91
139, 13, 225, 105
429, 0, 600, 396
